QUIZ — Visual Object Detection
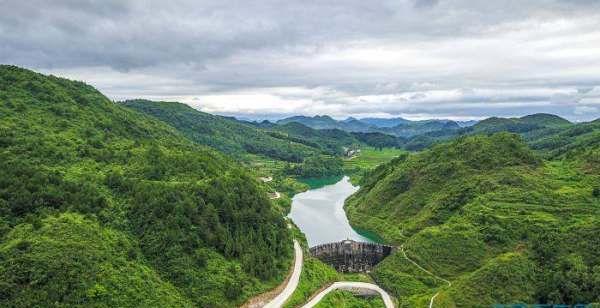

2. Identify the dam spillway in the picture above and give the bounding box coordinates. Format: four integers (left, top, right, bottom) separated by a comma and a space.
309, 239, 395, 273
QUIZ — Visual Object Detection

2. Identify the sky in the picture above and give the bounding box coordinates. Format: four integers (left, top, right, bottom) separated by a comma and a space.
1, 0, 600, 121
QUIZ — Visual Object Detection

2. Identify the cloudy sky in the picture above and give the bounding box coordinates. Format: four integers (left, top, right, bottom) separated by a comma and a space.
1, 0, 600, 121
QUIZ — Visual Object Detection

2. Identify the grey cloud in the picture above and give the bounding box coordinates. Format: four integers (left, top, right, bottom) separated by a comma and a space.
1, 0, 600, 121
413, 0, 440, 8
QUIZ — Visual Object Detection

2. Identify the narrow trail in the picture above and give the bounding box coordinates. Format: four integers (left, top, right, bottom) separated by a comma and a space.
399, 245, 451, 308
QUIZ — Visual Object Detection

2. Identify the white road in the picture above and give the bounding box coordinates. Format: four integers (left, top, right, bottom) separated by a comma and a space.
301, 281, 394, 308
264, 240, 303, 308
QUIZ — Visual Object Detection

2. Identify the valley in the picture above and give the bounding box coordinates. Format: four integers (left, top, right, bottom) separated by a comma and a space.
3, 2, 600, 308
0, 66, 598, 307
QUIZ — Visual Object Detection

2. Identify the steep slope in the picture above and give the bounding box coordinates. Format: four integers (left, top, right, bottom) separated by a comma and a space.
0, 213, 193, 307
0, 65, 292, 307
527, 119, 600, 160
345, 133, 599, 306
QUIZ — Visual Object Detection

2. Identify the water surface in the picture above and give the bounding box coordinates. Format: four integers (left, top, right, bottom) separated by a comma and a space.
288, 176, 380, 247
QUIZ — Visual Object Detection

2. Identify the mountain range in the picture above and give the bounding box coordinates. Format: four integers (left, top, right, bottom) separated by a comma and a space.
276, 115, 478, 137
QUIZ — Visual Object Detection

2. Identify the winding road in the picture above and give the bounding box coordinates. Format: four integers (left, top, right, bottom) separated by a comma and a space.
302, 281, 394, 308
261, 239, 395, 308
264, 240, 303, 308
250, 241, 451, 308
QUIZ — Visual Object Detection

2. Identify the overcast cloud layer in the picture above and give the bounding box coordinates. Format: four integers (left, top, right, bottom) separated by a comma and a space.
1, 0, 600, 121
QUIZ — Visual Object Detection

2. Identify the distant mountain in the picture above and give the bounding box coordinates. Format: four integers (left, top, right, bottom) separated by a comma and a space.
519, 113, 571, 127
359, 117, 411, 127
380, 120, 461, 138
277, 115, 341, 129
271, 113, 581, 153
473, 113, 571, 133
456, 120, 478, 127
342, 117, 359, 123
277, 115, 462, 137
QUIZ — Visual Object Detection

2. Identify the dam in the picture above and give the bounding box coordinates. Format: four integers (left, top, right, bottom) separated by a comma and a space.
309, 239, 395, 273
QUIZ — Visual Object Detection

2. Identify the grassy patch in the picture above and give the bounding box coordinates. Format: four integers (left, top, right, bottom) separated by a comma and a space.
314, 290, 386, 308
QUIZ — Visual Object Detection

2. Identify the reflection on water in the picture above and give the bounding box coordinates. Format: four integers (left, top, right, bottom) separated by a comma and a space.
288, 176, 380, 247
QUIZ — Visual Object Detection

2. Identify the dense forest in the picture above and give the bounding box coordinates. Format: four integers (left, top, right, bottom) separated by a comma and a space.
0, 66, 293, 307
346, 132, 600, 306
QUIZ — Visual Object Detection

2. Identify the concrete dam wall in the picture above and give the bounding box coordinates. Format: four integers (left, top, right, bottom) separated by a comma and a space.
309, 240, 395, 273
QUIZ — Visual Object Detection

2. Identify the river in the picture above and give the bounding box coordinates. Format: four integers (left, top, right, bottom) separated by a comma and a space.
288, 176, 381, 247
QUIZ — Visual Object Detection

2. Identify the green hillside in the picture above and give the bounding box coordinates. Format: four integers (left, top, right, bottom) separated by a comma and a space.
122, 99, 323, 162
472, 113, 571, 134
0, 65, 292, 307
396, 113, 576, 151
345, 133, 600, 306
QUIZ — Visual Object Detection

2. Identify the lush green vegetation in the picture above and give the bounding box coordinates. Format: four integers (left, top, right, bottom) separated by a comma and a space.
0, 213, 193, 307
346, 133, 600, 306
283, 256, 340, 308
351, 132, 406, 149
343, 147, 406, 184
122, 99, 323, 162
121, 100, 371, 214
0, 65, 293, 307
285, 155, 344, 178
314, 290, 385, 308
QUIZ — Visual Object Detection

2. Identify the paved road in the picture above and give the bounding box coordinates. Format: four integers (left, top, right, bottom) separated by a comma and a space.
264, 240, 303, 308
301, 281, 394, 308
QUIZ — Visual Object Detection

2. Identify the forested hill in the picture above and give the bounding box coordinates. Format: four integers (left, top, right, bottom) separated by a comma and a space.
276, 114, 464, 138
345, 133, 600, 306
122, 99, 326, 162
0, 65, 292, 307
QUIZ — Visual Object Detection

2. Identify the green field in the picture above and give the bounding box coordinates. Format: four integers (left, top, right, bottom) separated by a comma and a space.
314, 290, 386, 308
343, 147, 405, 184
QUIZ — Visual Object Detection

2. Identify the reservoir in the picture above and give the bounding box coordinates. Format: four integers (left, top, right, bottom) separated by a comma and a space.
288, 176, 380, 247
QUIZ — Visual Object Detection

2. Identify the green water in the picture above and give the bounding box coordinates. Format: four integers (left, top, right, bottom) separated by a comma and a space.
289, 176, 383, 246
298, 176, 344, 189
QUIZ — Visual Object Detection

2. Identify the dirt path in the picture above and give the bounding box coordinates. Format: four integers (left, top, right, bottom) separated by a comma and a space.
269, 191, 281, 200
399, 245, 451, 308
